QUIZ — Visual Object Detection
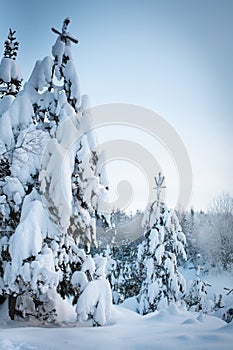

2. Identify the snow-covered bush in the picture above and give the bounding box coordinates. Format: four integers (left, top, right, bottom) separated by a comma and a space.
72, 256, 112, 326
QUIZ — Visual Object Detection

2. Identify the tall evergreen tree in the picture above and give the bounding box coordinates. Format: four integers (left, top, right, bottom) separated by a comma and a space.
0, 29, 24, 314
0, 18, 110, 324
137, 174, 187, 315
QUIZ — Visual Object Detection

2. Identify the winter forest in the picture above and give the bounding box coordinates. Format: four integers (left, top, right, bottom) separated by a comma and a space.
0, 15, 232, 350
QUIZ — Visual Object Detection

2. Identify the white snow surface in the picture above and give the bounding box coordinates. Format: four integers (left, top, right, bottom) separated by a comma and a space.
0, 302, 232, 350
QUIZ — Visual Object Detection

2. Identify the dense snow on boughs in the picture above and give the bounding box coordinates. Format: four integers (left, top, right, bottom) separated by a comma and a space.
137, 200, 187, 315
0, 20, 110, 325
33, 20, 109, 250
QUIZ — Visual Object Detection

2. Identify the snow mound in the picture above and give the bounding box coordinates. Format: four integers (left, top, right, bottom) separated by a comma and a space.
120, 296, 138, 313
181, 317, 200, 325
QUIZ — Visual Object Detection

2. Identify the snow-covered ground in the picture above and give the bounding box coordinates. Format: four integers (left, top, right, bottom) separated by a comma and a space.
0, 302, 232, 350
0, 268, 232, 350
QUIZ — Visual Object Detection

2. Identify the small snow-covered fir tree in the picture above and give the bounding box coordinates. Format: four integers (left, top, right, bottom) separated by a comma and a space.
185, 254, 213, 313
0, 29, 22, 98
137, 174, 187, 315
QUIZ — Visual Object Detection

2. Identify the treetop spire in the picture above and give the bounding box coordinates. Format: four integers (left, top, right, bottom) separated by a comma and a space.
51, 17, 78, 44
4, 28, 19, 60
153, 172, 166, 204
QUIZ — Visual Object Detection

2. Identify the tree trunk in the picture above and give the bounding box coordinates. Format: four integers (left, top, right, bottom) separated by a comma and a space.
8, 295, 17, 320
0, 295, 6, 304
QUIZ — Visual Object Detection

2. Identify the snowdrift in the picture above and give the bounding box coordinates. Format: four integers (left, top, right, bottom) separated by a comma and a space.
0, 303, 232, 350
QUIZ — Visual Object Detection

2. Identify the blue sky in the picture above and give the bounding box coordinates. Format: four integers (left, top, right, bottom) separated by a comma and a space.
0, 0, 232, 211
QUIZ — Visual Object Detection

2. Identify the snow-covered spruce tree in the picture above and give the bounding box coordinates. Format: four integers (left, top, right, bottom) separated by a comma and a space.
37, 21, 110, 308
0, 29, 24, 313
137, 174, 187, 315
0, 19, 110, 324
107, 242, 141, 304
0, 29, 22, 98
0, 28, 58, 319
185, 254, 213, 313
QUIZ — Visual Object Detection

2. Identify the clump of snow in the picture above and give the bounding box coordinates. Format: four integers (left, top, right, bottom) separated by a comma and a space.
81, 256, 96, 276
28, 56, 53, 90
71, 271, 88, 292
9, 190, 49, 272
39, 126, 76, 232
94, 256, 107, 277
0, 95, 15, 115
64, 60, 80, 100
3, 176, 25, 204
0, 57, 22, 83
